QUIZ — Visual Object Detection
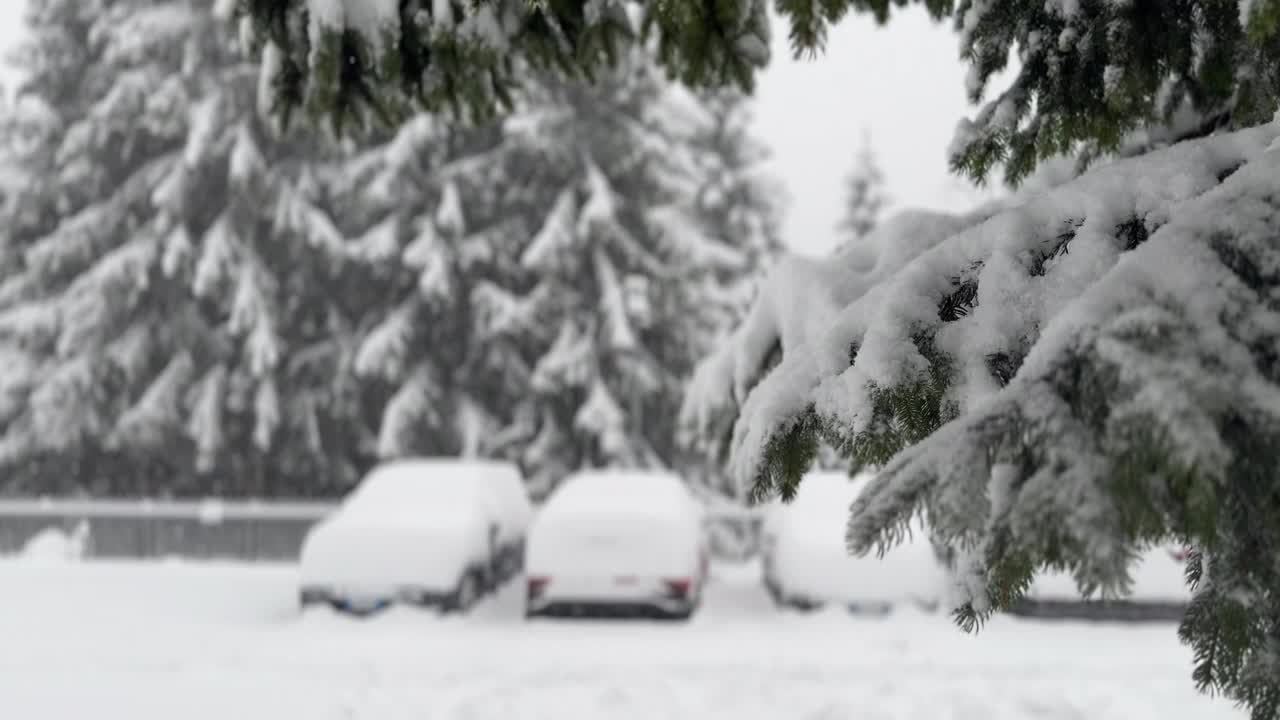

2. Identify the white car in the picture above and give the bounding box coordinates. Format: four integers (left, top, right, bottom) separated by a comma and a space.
524, 470, 709, 620
460, 459, 534, 584
1012, 545, 1192, 621
760, 471, 946, 613
298, 459, 531, 615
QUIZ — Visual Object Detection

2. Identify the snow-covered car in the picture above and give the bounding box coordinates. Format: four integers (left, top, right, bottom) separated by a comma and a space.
459, 459, 534, 584
1010, 546, 1192, 621
298, 459, 530, 615
760, 471, 947, 613
524, 470, 709, 620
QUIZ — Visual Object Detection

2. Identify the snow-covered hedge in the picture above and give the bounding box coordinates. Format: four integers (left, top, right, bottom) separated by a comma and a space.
682, 119, 1280, 713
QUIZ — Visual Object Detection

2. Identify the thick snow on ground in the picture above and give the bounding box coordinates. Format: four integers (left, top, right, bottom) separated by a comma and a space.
0, 559, 1243, 720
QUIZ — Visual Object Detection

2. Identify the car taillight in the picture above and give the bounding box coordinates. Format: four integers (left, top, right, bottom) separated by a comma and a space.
663, 577, 692, 598
527, 575, 550, 597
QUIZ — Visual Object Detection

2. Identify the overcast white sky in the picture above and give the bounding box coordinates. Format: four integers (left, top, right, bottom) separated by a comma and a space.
0, 1, 998, 257
754, 8, 1004, 255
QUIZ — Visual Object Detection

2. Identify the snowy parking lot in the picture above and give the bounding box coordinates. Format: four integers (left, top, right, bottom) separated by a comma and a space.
0, 558, 1246, 720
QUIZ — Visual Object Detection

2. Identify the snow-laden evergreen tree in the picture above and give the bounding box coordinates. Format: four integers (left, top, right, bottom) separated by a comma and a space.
506, 52, 779, 496
686, 126, 1280, 718
234, 0, 772, 134
678, 5, 1274, 718
0, 0, 211, 494
239, 0, 1280, 183
0, 0, 369, 496
321, 113, 539, 470
674, 86, 783, 497
683, 87, 783, 332
835, 132, 887, 249
324, 52, 775, 498
145, 6, 377, 497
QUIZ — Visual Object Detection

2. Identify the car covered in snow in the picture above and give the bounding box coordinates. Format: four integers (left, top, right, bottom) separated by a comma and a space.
760, 471, 947, 613
463, 460, 535, 584
298, 459, 531, 615
1009, 546, 1192, 621
524, 470, 709, 620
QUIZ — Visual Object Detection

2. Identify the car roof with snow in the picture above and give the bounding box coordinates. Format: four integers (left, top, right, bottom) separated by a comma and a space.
338, 461, 499, 522
764, 470, 936, 552
766, 471, 870, 525
763, 470, 944, 604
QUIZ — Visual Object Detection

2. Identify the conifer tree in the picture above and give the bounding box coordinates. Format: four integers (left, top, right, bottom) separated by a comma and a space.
0, 0, 216, 494
234, 0, 772, 134
464, 53, 772, 495
835, 133, 887, 248
686, 126, 1280, 719
684, 87, 783, 331
327, 113, 538, 469
0, 0, 369, 496
238, 0, 1280, 184
675, 85, 783, 497
312, 58, 780, 499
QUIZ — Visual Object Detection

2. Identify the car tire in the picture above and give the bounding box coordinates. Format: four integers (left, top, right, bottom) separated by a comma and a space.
788, 596, 823, 612
765, 582, 780, 605
912, 596, 940, 613
765, 580, 793, 609
848, 601, 892, 617
344, 604, 390, 619
449, 571, 481, 614
667, 604, 696, 622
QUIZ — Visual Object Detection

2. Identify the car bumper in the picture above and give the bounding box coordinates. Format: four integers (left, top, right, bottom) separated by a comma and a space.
526, 598, 695, 619
526, 584, 697, 615
299, 585, 452, 613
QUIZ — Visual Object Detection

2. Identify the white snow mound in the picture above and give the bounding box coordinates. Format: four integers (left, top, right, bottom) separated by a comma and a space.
19, 521, 90, 563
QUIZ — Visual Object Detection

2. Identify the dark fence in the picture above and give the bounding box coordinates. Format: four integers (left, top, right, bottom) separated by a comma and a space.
0, 499, 766, 563
0, 499, 335, 561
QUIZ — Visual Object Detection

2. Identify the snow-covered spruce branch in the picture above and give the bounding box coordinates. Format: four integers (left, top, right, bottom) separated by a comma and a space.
237, 0, 771, 133
242, 1, 1280, 187
685, 121, 1280, 717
